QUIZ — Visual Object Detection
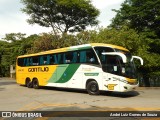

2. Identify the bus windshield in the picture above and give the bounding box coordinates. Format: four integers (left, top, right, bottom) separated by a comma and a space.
117, 50, 137, 79
94, 47, 137, 79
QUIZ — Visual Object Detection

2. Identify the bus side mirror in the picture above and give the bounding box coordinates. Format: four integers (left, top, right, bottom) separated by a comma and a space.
131, 56, 143, 65
102, 52, 127, 63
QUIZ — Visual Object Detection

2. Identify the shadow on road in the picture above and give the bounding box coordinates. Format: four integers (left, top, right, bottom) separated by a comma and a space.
0, 78, 139, 98
101, 91, 140, 98
37, 86, 139, 98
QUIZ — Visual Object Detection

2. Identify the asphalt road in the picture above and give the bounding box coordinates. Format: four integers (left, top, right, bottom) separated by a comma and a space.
0, 78, 160, 119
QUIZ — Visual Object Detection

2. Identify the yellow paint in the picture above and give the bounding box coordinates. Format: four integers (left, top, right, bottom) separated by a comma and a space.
17, 102, 160, 113
17, 48, 68, 58
107, 84, 117, 90
126, 78, 137, 83
16, 65, 57, 86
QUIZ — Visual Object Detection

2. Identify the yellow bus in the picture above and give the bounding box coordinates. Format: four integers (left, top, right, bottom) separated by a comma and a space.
16, 43, 143, 95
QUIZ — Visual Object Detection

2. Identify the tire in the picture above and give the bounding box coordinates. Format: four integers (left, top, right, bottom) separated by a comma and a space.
32, 79, 39, 89
87, 81, 100, 95
26, 79, 33, 88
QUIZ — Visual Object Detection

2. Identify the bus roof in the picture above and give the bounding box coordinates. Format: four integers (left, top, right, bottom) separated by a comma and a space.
90, 43, 129, 51
17, 43, 129, 58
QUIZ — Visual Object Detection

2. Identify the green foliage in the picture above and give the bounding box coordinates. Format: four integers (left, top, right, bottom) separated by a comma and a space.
27, 33, 56, 53
110, 0, 160, 53
0, 41, 12, 76
21, 0, 99, 34
0, 29, 160, 87
0, 34, 38, 76
74, 27, 160, 79
27, 33, 80, 53
1, 0, 159, 87
3, 33, 26, 42
110, 0, 160, 86
111, 0, 160, 35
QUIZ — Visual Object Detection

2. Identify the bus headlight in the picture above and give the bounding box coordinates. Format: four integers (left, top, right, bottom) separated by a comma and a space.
127, 81, 138, 85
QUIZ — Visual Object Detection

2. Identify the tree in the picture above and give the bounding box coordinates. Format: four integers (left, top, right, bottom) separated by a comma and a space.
110, 0, 160, 86
26, 33, 80, 53
21, 0, 99, 34
3, 33, 26, 42
77, 27, 160, 87
110, 0, 160, 36
0, 33, 37, 77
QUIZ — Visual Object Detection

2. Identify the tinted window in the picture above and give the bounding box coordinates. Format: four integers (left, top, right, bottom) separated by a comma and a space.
17, 48, 99, 66
79, 49, 98, 64
32, 57, 39, 65
39, 55, 50, 65
17, 58, 24, 66
94, 47, 114, 64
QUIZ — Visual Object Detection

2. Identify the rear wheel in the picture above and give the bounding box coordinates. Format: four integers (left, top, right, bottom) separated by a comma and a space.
32, 79, 39, 89
87, 81, 100, 95
26, 78, 33, 88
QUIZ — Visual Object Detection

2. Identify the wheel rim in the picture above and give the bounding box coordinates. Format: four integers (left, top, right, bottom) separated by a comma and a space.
90, 84, 97, 92
33, 81, 37, 87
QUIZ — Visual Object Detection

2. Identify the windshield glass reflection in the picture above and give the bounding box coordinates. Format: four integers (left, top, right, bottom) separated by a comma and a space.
94, 47, 137, 79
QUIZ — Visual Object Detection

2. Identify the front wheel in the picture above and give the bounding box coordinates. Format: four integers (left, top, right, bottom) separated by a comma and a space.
87, 81, 100, 95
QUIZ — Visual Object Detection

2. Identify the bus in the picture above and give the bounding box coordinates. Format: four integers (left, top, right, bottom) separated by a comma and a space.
16, 43, 143, 95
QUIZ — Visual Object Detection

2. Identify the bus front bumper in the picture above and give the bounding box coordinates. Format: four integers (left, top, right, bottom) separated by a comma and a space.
122, 83, 139, 92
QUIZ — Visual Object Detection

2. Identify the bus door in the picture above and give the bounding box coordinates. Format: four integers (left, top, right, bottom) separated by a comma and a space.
102, 55, 122, 91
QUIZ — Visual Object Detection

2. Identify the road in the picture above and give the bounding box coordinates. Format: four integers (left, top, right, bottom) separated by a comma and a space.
0, 78, 160, 119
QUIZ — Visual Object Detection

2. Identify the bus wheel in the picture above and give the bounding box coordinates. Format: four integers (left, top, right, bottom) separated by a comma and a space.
26, 79, 33, 88
32, 79, 39, 89
87, 81, 100, 95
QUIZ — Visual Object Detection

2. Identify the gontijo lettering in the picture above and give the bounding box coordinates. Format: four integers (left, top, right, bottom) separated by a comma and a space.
28, 67, 49, 72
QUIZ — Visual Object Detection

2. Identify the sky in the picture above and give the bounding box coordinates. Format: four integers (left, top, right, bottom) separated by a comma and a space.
0, 0, 125, 39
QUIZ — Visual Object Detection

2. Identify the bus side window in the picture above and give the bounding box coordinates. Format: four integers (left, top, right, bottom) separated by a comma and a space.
50, 54, 57, 64
94, 47, 114, 64
80, 51, 87, 63
72, 52, 78, 63
32, 57, 39, 65
17, 58, 24, 66
79, 49, 98, 64
39, 55, 50, 65
57, 54, 63, 64
63, 53, 67, 64
86, 49, 98, 64
29, 58, 33, 66
64, 52, 76, 64
46, 55, 50, 65
24, 58, 29, 66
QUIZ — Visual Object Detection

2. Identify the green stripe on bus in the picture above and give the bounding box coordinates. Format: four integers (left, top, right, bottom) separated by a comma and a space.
48, 64, 80, 83
56, 64, 80, 83
56, 65, 69, 82
48, 65, 69, 83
